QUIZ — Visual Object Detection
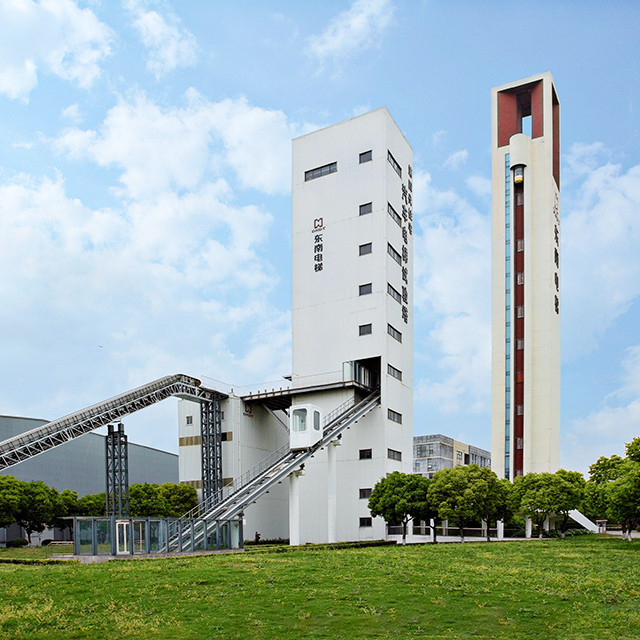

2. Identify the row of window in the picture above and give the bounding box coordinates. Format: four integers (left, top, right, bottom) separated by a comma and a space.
305, 148, 401, 183
357, 322, 402, 343
359, 448, 402, 461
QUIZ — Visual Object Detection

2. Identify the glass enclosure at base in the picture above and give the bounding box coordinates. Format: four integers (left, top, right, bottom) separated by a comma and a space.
72, 517, 243, 556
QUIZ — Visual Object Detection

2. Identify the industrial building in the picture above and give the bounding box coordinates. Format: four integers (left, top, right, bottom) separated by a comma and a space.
0, 414, 178, 545
490, 73, 561, 480
413, 435, 491, 478
178, 107, 414, 544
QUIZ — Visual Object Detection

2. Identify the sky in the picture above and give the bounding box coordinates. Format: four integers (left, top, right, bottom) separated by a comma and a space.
1, 0, 639, 475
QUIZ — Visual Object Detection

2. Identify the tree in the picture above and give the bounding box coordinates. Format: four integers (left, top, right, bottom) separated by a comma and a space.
428, 466, 478, 542
51, 489, 79, 534
368, 472, 429, 544
465, 466, 511, 541
15, 480, 56, 543
513, 472, 556, 539
0, 475, 23, 528
129, 483, 169, 517
552, 470, 586, 537
410, 476, 440, 543
589, 455, 625, 484
77, 492, 106, 517
625, 437, 640, 465
605, 460, 640, 541
158, 483, 198, 518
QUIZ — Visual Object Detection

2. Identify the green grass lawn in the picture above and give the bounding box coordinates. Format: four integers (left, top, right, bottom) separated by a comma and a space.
0, 537, 638, 639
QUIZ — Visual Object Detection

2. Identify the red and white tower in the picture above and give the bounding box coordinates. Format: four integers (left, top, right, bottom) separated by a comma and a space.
490, 73, 561, 479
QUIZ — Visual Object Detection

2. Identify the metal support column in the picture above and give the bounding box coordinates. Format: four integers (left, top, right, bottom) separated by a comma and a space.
201, 396, 223, 511
105, 423, 129, 517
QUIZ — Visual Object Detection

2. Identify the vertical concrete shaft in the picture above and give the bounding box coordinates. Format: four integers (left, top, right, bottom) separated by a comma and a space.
327, 441, 339, 543
289, 471, 301, 546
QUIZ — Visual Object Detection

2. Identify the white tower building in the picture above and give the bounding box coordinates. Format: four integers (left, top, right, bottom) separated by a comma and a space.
291, 107, 414, 543
490, 73, 561, 479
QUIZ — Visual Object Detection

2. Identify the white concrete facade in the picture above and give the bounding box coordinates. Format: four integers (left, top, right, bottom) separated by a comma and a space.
491, 73, 561, 479
291, 108, 414, 543
178, 396, 290, 540
177, 107, 414, 544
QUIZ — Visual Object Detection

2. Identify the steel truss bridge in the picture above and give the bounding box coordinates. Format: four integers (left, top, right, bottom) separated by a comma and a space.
0, 375, 226, 486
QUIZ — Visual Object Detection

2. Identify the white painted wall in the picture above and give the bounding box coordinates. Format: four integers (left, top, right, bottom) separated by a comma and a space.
291, 108, 413, 543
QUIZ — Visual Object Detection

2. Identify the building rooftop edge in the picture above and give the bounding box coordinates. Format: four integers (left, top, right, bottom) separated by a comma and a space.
491, 71, 555, 95
292, 106, 413, 151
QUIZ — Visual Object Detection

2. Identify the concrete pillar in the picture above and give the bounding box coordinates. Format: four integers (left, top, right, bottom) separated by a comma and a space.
497, 520, 504, 540
327, 440, 340, 543
289, 469, 304, 546
525, 517, 532, 539
543, 516, 550, 531
430, 518, 436, 543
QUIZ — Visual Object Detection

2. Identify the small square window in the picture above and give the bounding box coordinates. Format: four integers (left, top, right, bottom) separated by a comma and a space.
555, 295, 559, 314
516, 339, 524, 350
554, 248, 559, 267
359, 202, 372, 215
359, 488, 372, 499
221, 431, 233, 442
359, 517, 373, 527
554, 272, 559, 291
359, 449, 372, 460
387, 448, 402, 462
359, 150, 372, 164
516, 404, 524, 416
186, 416, 193, 425
359, 283, 372, 296
387, 409, 402, 424
359, 323, 372, 336
516, 272, 524, 285
516, 239, 524, 252
359, 243, 372, 256
516, 305, 524, 318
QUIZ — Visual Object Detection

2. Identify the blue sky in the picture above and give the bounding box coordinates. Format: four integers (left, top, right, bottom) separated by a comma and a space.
1, 0, 639, 474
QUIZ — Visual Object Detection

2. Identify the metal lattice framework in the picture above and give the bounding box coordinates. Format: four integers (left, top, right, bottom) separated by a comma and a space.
106, 423, 129, 517
200, 398, 223, 510
0, 374, 227, 471
177, 389, 381, 550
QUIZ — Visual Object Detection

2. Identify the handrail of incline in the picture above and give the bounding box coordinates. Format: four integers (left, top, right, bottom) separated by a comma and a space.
182, 388, 380, 520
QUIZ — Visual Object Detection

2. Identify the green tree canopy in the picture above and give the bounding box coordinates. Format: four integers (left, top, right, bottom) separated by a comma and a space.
77, 492, 106, 517
589, 455, 625, 484
159, 483, 198, 518
129, 483, 169, 517
605, 460, 640, 541
0, 475, 23, 528
428, 465, 479, 542
15, 480, 56, 543
512, 472, 556, 539
368, 472, 429, 544
625, 437, 640, 465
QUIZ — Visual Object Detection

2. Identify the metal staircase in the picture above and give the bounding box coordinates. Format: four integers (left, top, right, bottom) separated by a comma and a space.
175, 389, 381, 550
0, 374, 224, 471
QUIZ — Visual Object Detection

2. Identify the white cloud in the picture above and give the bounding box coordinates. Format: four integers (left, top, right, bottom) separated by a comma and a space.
12, 141, 33, 149
561, 144, 640, 359
305, 0, 395, 61
0, 171, 288, 450
0, 0, 112, 101
466, 175, 491, 198
125, 0, 197, 78
443, 149, 468, 170
413, 170, 491, 414
564, 346, 640, 473
61, 103, 82, 123
53, 90, 310, 199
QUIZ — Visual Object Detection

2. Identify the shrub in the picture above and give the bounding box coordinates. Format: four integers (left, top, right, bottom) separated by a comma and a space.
41, 539, 52, 546
6, 538, 28, 548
